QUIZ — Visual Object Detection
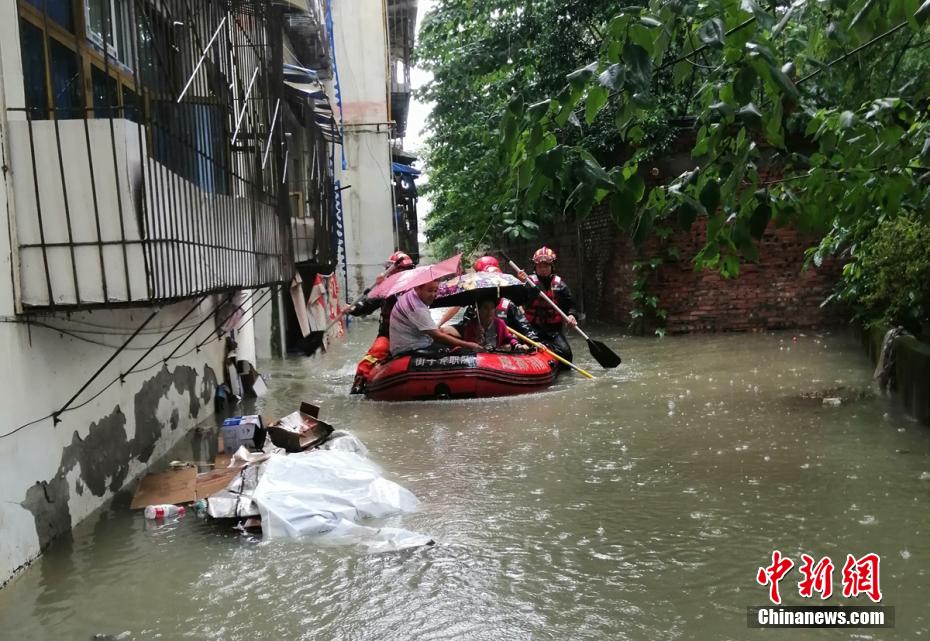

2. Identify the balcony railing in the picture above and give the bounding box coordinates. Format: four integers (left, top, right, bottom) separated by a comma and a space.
9, 0, 293, 309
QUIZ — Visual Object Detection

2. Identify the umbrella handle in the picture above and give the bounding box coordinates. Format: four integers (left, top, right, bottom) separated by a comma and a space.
505, 258, 589, 340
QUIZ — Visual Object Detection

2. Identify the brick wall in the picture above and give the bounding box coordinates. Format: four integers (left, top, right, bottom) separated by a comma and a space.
501, 211, 846, 333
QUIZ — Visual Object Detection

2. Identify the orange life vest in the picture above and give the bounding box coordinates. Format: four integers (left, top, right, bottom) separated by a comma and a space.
524, 274, 563, 327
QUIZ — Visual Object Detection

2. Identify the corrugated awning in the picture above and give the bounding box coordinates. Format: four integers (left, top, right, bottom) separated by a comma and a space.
392, 162, 421, 177
277, 0, 311, 12
284, 80, 325, 99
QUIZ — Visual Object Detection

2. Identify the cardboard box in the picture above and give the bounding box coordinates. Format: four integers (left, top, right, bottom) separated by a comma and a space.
267, 402, 333, 452
221, 415, 266, 454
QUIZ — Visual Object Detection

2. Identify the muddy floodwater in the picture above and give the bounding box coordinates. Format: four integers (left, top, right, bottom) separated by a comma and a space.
1, 323, 929, 641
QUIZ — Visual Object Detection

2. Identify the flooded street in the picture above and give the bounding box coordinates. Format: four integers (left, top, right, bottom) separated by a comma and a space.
2, 322, 929, 640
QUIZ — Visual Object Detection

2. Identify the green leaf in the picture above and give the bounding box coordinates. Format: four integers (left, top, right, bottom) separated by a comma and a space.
764, 98, 784, 148
698, 18, 725, 47
623, 43, 652, 91
537, 145, 565, 176
733, 65, 757, 104
850, 0, 876, 27
609, 188, 637, 229
527, 99, 551, 120
737, 103, 763, 129
749, 201, 772, 238
585, 86, 609, 124
629, 24, 655, 53
700, 180, 721, 213
628, 173, 646, 203
839, 110, 855, 128
578, 150, 615, 190
768, 64, 800, 99
677, 198, 700, 229
598, 64, 625, 91
918, 0, 930, 23
565, 182, 596, 218
721, 253, 740, 278
640, 16, 662, 27
567, 62, 597, 88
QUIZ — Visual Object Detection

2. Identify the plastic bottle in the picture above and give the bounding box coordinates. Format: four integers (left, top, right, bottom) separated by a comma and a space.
144, 504, 186, 519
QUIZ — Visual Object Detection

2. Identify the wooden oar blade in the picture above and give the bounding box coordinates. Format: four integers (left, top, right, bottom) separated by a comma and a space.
587, 339, 622, 368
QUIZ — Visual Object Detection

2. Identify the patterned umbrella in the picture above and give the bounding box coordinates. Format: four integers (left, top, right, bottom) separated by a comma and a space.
367, 254, 462, 299
430, 271, 532, 308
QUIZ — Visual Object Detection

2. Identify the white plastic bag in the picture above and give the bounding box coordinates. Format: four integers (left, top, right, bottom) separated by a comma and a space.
320, 430, 369, 456
252, 450, 429, 551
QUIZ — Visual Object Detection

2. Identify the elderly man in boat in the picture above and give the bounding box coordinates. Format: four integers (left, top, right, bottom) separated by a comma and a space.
390, 280, 484, 356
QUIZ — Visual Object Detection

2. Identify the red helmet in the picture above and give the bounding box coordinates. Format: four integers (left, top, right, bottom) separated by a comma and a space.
532, 246, 557, 264
473, 255, 500, 272
386, 251, 414, 269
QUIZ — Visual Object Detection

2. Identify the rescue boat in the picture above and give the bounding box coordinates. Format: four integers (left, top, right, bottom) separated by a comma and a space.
364, 350, 558, 401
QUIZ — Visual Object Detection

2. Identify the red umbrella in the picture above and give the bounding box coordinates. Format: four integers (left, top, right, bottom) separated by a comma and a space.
367, 254, 462, 299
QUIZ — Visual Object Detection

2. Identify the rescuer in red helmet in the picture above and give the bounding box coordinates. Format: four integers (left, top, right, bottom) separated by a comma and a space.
438, 254, 540, 343
518, 246, 577, 364
462, 255, 539, 343
346, 251, 416, 394
473, 255, 500, 272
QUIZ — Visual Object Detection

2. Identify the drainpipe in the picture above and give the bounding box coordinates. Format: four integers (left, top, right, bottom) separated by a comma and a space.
575, 222, 585, 318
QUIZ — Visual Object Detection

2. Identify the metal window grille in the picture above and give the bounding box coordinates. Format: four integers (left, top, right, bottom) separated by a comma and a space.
9, 0, 304, 309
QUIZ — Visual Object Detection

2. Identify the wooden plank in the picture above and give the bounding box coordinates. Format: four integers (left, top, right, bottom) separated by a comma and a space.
194, 468, 241, 500
130, 468, 197, 510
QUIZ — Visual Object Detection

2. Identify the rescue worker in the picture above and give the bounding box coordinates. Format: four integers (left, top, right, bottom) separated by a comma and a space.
439, 255, 540, 342
346, 251, 414, 394
518, 246, 577, 363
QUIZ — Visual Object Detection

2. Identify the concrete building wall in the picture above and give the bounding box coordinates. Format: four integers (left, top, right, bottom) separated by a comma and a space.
0, 299, 232, 587
331, 0, 395, 299
0, 2, 264, 587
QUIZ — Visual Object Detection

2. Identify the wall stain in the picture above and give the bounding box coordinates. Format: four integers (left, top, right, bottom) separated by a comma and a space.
20, 363, 210, 555
132, 365, 200, 463
76, 408, 130, 496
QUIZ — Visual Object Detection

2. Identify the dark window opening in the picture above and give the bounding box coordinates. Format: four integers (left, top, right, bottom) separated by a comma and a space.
24, 0, 74, 32
20, 18, 49, 120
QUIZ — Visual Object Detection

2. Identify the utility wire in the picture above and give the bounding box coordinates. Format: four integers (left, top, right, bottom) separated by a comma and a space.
797, 21, 909, 85
0, 285, 280, 441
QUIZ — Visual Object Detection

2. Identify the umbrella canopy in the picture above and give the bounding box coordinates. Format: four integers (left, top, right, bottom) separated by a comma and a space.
430, 271, 531, 308
367, 254, 462, 300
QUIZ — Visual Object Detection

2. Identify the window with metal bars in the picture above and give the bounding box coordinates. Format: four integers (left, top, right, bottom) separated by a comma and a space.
10, 0, 295, 308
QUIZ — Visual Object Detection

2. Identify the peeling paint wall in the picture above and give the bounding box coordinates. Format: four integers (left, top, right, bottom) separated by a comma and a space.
0, 3, 260, 588
0, 303, 228, 587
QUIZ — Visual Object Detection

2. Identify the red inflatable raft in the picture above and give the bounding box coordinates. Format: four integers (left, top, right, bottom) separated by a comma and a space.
364, 350, 558, 401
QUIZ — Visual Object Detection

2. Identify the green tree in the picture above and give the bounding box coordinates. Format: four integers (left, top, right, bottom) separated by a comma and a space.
419, 0, 930, 329
415, 0, 646, 257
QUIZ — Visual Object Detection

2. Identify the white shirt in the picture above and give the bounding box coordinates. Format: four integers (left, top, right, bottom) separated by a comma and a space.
389, 289, 438, 355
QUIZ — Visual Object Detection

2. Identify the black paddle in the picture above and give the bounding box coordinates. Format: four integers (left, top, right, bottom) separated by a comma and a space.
504, 254, 622, 368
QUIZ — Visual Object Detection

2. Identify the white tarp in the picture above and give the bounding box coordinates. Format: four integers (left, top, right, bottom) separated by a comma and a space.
252, 450, 431, 551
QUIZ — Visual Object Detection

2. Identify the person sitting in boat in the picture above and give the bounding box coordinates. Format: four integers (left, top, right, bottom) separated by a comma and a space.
439, 255, 540, 341
452, 292, 530, 352
346, 251, 414, 394
390, 280, 483, 356
516, 246, 577, 363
